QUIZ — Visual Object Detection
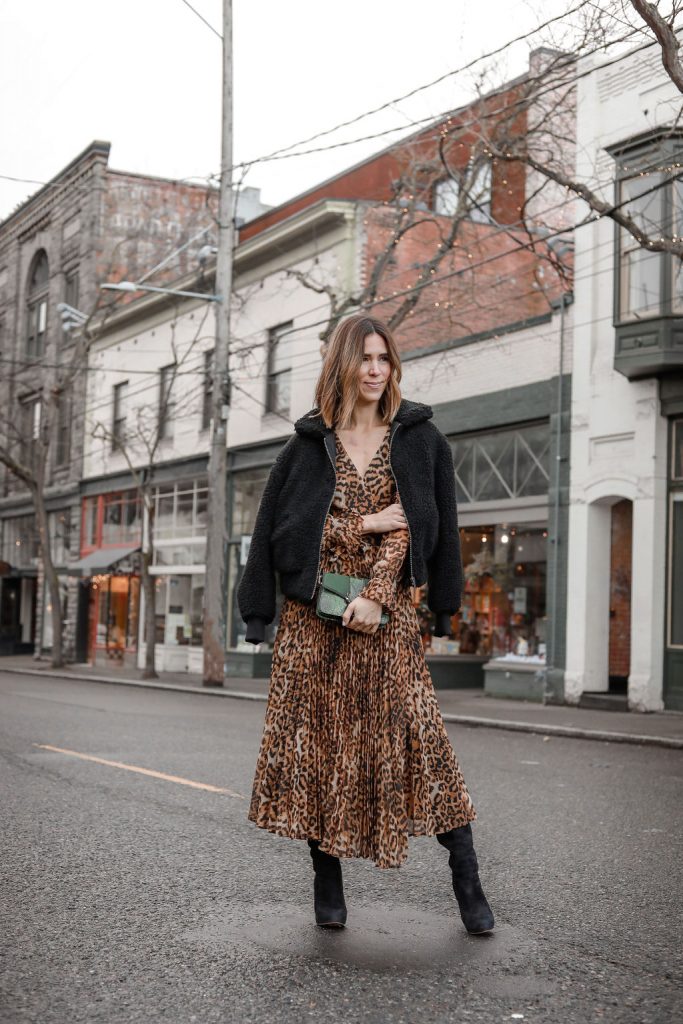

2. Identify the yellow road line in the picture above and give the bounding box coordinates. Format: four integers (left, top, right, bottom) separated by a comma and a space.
34, 743, 244, 799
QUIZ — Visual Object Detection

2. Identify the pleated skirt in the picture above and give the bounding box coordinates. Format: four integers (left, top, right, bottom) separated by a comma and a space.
247, 591, 477, 869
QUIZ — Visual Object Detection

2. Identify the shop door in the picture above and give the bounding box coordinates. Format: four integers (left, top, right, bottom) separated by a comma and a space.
74, 581, 90, 663
0, 578, 20, 653
608, 500, 632, 694
664, 493, 683, 710
89, 575, 140, 662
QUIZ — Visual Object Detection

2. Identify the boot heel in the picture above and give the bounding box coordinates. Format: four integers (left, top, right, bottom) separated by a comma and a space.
437, 825, 495, 934
308, 839, 347, 928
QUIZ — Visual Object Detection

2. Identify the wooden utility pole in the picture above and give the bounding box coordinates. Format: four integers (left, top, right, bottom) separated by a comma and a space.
203, 0, 233, 685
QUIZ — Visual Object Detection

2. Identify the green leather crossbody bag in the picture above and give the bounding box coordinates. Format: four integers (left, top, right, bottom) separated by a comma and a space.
315, 571, 390, 628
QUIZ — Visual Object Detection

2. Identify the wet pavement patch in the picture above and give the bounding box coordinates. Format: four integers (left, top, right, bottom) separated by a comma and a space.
183, 901, 540, 974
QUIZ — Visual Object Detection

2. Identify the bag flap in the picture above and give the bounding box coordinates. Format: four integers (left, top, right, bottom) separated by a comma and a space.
320, 573, 352, 600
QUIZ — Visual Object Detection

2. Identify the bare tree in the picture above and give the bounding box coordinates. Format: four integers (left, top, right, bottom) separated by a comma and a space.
90, 308, 210, 679
475, 2, 683, 258
274, 1, 683, 357
0, 301, 107, 668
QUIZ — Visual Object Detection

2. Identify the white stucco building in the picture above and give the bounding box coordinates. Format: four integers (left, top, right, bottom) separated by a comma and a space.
565, 42, 683, 711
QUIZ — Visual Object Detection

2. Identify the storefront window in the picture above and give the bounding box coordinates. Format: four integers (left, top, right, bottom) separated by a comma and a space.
153, 572, 204, 646
227, 466, 281, 651
232, 467, 270, 534
48, 509, 71, 566
154, 544, 206, 566
42, 578, 68, 650
153, 478, 208, 565
673, 419, 683, 481
1, 515, 38, 568
669, 419, 683, 649
453, 423, 549, 502
82, 497, 98, 549
422, 523, 548, 659
101, 491, 141, 545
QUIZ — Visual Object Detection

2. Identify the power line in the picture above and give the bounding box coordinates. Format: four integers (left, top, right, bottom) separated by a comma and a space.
0, 159, 666, 399
244, 1, 595, 165
229, 23, 651, 174
178, 0, 222, 40
0, 10, 652, 209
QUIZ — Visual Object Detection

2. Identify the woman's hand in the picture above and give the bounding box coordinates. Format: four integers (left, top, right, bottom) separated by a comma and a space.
362, 503, 406, 534
342, 596, 383, 634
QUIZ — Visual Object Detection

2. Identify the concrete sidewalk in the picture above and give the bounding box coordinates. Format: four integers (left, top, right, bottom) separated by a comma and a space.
2, 654, 682, 749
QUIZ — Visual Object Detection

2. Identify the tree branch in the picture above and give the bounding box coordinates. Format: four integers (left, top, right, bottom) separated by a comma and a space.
630, 0, 683, 92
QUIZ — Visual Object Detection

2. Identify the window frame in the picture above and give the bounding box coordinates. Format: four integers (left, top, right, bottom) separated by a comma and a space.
433, 159, 493, 224
54, 390, 71, 469
112, 380, 128, 451
158, 363, 177, 441
264, 322, 292, 416
201, 349, 214, 430
19, 394, 42, 468
611, 130, 683, 326
64, 267, 79, 310
25, 250, 49, 360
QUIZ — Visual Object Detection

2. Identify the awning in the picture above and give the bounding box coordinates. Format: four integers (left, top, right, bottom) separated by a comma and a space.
68, 545, 140, 577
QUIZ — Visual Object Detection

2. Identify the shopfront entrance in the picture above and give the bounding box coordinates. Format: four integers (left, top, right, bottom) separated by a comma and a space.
0, 573, 36, 654
88, 573, 140, 663
70, 544, 141, 665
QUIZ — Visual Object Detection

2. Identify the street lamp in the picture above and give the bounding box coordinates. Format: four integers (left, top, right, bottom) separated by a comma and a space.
56, 302, 88, 333
101, 281, 221, 302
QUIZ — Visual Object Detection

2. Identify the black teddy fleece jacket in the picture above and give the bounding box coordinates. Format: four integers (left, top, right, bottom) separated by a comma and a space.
237, 398, 464, 644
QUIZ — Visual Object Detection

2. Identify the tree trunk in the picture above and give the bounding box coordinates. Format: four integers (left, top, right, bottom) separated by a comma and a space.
32, 480, 65, 669
141, 500, 157, 679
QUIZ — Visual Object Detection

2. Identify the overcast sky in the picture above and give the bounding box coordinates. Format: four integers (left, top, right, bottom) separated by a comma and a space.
0, 0, 574, 222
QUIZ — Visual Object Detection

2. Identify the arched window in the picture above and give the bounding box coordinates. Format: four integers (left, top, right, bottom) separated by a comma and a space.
26, 250, 49, 359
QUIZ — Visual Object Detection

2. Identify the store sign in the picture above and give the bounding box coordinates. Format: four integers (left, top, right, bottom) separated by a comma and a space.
513, 587, 527, 613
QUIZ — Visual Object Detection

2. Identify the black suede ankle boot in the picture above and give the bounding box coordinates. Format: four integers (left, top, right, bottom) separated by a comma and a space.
436, 824, 495, 934
307, 839, 347, 928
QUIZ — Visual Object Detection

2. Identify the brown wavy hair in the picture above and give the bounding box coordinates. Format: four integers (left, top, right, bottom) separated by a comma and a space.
313, 314, 402, 429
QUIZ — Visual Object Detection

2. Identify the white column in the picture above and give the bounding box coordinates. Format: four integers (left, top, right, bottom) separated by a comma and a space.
629, 493, 666, 711
565, 500, 612, 700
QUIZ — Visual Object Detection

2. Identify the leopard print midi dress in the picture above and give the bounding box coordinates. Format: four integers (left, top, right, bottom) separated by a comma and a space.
247, 426, 476, 868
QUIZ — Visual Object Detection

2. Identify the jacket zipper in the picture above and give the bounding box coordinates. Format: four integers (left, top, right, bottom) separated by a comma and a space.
310, 435, 338, 599
389, 423, 417, 588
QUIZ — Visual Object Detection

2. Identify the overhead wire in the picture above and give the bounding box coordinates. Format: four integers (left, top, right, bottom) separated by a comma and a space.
0, 4, 653, 207
248, 1, 596, 164
178, 0, 222, 40
0, 156, 669, 405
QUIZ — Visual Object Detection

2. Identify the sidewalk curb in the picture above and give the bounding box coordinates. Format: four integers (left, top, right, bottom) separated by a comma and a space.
3, 665, 682, 750
438, 713, 683, 749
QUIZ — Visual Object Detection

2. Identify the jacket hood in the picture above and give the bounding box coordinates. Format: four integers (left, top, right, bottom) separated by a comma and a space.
294, 398, 433, 438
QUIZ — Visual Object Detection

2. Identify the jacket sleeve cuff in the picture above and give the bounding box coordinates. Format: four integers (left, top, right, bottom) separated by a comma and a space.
244, 617, 266, 645
433, 612, 453, 638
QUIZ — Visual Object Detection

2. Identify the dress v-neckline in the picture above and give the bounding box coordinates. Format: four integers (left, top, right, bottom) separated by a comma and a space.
335, 426, 391, 481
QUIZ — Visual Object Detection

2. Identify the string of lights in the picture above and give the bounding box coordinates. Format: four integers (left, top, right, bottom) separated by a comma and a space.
0, 157, 671, 413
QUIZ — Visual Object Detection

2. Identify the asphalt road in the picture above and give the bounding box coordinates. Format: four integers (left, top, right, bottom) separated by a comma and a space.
1, 672, 681, 1024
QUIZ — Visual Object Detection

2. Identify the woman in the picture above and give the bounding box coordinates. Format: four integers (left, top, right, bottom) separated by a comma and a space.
237, 313, 494, 935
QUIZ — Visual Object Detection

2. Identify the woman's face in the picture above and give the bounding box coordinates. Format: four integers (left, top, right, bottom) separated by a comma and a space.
357, 332, 391, 405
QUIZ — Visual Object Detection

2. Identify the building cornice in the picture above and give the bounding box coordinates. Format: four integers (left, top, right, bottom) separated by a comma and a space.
0, 141, 111, 240
91, 198, 358, 339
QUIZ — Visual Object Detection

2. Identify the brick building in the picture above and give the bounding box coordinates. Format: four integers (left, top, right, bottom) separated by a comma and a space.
0, 141, 222, 657
218, 54, 573, 695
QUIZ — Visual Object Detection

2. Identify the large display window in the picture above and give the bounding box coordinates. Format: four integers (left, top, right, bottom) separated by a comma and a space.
667, 419, 683, 650
228, 467, 277, 650
422, 523, 548, 660
153, 573, 204, 647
